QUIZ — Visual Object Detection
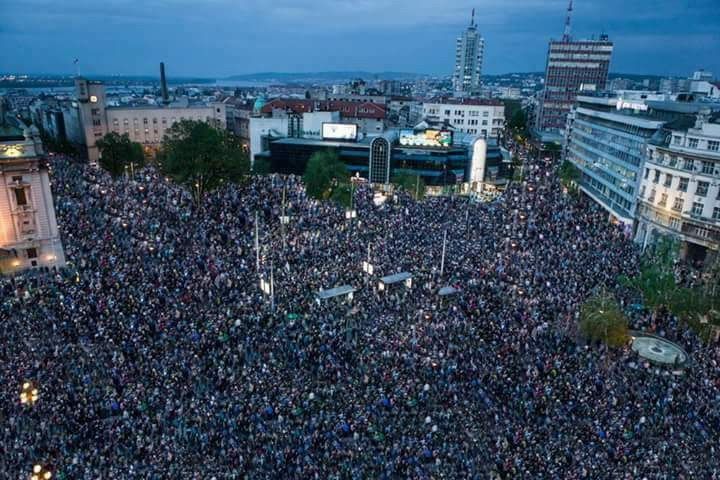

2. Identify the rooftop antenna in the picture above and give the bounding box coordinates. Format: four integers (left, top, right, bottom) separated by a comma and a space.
562, 0, 573, 42
73, 58, 79, 78
470, 8, 475, 27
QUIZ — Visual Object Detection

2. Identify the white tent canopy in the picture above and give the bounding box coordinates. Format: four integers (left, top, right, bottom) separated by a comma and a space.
317, 285, 356, 302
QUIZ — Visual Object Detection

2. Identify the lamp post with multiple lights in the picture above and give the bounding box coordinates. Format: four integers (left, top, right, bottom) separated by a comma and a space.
30, 464, 52, 480
20, 381, 39, 406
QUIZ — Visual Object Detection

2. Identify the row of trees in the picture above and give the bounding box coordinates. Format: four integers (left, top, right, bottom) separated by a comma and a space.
96, 120, 250, 205
95, 121, 427, 208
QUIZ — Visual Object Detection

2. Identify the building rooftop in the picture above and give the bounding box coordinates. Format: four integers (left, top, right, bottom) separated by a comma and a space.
261, 98, 386, 119
424, 97, 503, 107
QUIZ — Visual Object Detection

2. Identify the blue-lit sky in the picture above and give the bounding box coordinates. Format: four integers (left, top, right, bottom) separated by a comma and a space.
1, 0, 718, 77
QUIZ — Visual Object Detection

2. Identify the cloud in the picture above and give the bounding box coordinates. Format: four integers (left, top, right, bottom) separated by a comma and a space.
0, 0, 718, 76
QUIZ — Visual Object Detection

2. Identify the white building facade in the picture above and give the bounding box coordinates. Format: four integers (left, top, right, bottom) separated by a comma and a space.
422, 99, 505, 138
0, 119, 65, 275
635, 112, 720, 262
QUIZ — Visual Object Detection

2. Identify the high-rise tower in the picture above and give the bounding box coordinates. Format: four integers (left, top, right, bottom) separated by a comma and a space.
535, 1, 613, 138
452, 9, 485, 96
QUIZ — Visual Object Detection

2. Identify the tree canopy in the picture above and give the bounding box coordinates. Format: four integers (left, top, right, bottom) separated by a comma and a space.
504, 99, 528, 138
392, 172, 426, 201
96, 132, 144, 178
579, 291, 630, 348
620, 237, 720, 340
160, 120, 250, 204
252, 157, 271, 175
302, 150, 349, 203
558, 159, 581, 193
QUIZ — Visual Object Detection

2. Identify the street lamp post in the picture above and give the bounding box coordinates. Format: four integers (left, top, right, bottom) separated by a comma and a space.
255, 211, 260, 273
440, 229, 448, 278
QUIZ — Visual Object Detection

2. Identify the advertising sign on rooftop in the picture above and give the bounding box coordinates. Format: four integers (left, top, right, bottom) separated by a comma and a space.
322, 123, 358, 141
399, 129, 453, 148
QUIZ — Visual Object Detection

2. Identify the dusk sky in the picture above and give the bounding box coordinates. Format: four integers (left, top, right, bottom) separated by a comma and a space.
2, 0, 719, 78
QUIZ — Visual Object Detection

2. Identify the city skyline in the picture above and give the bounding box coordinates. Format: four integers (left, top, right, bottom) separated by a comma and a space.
2, 0, 719, 78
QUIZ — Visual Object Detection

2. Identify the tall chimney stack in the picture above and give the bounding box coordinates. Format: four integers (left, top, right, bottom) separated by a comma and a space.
160, 62, 170, 105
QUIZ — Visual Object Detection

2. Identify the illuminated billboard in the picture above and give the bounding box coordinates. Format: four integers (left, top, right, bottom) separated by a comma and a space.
399, 129, 453, 148
322, 123, 358, 141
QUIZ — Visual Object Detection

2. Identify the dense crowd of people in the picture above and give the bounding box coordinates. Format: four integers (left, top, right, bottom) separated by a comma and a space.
1, 142, 719, 479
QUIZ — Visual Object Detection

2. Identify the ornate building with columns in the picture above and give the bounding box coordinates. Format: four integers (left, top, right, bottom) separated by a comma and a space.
0, 106, 65, 274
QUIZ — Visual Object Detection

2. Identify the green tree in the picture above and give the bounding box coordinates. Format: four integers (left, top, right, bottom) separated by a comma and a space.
579, 291, 630, 348
303, 150, 348, 202
558, 159, 580, 192
160, 120, 250, 205
620, 238, 684, 313
392, 172, 426, 200
252, 157, 271, 175
96, 132, 144, 177
619, 236, 720, 338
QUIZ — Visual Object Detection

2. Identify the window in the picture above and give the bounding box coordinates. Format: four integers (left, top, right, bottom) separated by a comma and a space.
672, 197, 684, 212
670, 217, 681, 229
702, 161, 714, 175
678, 177, 689, 192
644, 168, 649, 179
709, 140, 720, 152
482, 120, 488, 126
658, 193, 668, 207
664, 173, 672, 187
639, 185, 646, 198
668, 155, 677, 167
482, 111, 489, 117
714, 207, 720, 220
143, 118, 148, 124
653, 170, 660, 183
683, 158, 694, 171
688, 138, 699, 149
14, 187, 27, 206
648, 189, 656, 202
444, 110, 451, 116
153, 118, 158, 124
26, 248, 37, 259
673, 135, 682, 145
692, 202, 704, 216
696, 181, 709, 197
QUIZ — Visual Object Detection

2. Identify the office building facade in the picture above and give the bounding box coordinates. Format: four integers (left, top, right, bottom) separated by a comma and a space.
535, 2, 613, 137
74, 77, 226, 163
565, 95, 664, 227
257, 129, 509, 191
